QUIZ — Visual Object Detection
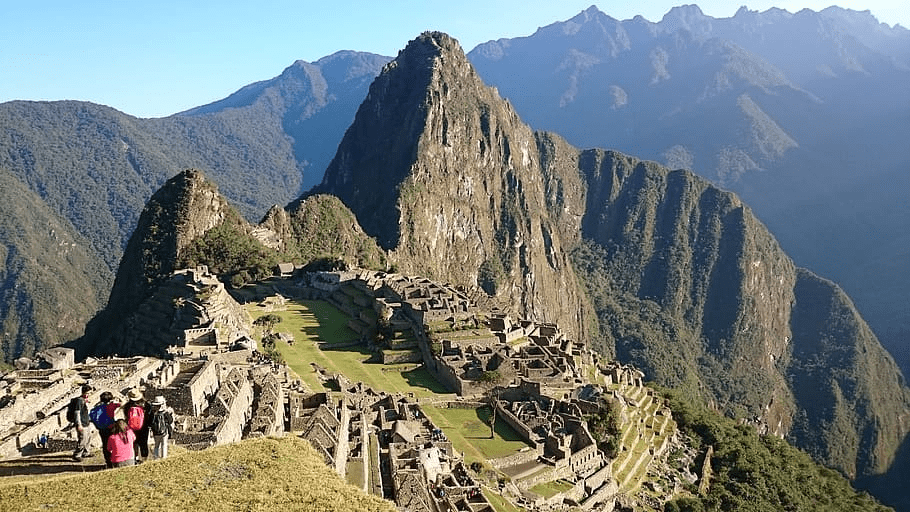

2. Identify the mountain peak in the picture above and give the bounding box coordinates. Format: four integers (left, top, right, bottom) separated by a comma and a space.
658, 4, 712, 34
312, 31, 587, 338
662, 4, 707, 21
391, 31, 464, 64
313, 30, 490, 249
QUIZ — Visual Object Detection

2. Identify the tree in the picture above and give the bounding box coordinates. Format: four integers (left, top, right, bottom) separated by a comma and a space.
254, 314, 282, 334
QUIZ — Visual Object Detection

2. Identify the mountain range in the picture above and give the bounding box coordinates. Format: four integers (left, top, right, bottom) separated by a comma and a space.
67, 30, 910, 509
1, 5, 909, 509
467, 5, 910, 379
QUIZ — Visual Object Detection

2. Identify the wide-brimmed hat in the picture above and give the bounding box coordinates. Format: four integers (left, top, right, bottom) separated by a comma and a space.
151, 396, 167, 406
127, 388, 144, 401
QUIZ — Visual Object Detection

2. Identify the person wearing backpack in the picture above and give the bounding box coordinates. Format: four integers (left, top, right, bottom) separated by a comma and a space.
68, 384, 92, 461
149, 395, 175, 459
123, 388, 150, 464
90, 391, 120, 468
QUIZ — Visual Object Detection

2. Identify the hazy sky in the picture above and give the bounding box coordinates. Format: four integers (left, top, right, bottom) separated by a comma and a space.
2, 1, 906, 118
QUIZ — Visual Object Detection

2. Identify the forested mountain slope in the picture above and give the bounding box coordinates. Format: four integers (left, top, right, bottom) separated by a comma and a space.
0, 169, 108, 360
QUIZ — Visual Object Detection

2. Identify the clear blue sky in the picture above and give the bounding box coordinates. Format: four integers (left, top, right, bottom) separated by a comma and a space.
2, 1, 906, 118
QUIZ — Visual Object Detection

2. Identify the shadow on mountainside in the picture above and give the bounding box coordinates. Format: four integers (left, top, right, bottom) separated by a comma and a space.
856, 432, 910, 512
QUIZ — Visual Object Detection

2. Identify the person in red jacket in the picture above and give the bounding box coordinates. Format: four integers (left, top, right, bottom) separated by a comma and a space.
106, 419, 136, 468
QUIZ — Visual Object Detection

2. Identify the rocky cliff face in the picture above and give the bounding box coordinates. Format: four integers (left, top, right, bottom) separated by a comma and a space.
313, 32, 588, 338
310, 31, 910, 479
571, 150, 797, 434
564, 149, 909, 476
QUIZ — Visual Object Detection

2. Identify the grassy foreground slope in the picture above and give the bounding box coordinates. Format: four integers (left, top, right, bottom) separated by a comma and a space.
0, 436, 395, 512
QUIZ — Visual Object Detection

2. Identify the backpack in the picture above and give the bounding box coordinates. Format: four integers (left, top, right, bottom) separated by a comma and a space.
66, 397, 80, 424
127, 405, 145, 431
150, 410, 171, 436
89, 402, 114, 430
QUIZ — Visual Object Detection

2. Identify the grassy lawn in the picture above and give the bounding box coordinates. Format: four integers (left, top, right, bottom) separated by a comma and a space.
483, 487, 525, 512
421, 406, 530, 466
250, 299, 449, 398
507, 336, 528, 347
529, 479, 573, 499
0, 437, 396, 512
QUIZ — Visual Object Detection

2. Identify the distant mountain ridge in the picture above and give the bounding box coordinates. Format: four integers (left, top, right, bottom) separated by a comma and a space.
467, 4, 910, 378
0, 51, 388, 360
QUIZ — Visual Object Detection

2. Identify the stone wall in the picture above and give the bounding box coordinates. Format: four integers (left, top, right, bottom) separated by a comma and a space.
579, 478, 619, 511
250, 369, 284, 437
213, 376, 253, 445
381, 350, 422, 364
186, 361, 220, 416
494, 401, 540, 446
488, 444, 543, 470
184, 327, 217, 346
0, 378, 73, 433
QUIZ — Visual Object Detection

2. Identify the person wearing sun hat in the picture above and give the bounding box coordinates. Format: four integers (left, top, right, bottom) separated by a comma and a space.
123, 388, 150, 463
149, 395, 175, 459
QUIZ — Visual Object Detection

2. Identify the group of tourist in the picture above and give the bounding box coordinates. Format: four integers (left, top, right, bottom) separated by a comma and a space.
68, 384, 175, 468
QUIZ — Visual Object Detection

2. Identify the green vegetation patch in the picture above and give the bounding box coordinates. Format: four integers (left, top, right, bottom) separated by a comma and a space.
0, 436, 395, 512
661, 388, 892, 512
422, 406, 530, 465
483, 487, 525, 512
529, 479, 573, 499
256, 299, 448, 397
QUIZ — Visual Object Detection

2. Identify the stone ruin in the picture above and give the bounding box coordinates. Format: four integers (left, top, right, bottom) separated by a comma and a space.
0, 268, 677, 512
0, 350, 288, 457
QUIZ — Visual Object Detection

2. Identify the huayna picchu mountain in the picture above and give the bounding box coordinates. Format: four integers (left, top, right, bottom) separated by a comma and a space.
311, 32, 589, 342
80, 31, 909, 503
308, 31, 910, 481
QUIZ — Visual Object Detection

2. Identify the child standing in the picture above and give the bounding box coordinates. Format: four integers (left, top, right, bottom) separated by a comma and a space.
107, 419, 136, 468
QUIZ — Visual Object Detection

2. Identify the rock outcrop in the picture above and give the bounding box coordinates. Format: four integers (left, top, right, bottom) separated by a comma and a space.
260, 194, 387, 271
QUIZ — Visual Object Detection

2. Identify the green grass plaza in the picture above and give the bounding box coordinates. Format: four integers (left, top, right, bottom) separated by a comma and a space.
248, 298, 531, 467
